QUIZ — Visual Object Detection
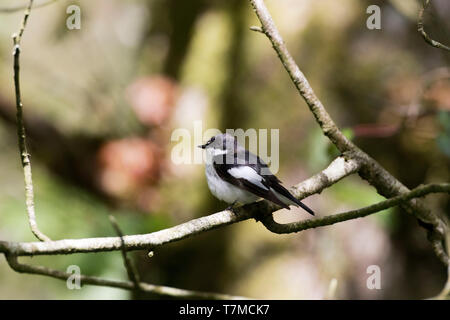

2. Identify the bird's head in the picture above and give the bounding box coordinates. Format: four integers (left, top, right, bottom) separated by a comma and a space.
198, 133, 237, 158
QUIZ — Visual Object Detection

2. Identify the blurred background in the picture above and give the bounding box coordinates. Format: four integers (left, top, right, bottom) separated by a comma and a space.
0, 0, 449, 299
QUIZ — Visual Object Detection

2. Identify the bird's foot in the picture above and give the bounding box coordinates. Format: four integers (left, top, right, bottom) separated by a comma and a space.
253, 209, 272, 222
226, 201, 238, 214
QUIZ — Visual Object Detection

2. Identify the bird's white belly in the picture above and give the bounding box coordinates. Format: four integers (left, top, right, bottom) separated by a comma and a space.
205, 164, 259, 204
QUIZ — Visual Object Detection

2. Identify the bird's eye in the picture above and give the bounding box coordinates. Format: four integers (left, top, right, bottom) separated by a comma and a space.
208, 137, 215, 144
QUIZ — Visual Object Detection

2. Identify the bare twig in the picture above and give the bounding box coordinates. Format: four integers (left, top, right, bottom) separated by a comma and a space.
109, 215, 141, 290
4, 255, 246, 299
12, 0, 50, 242
418, 0, 450, 52
436, 265, 450, 299
248, 0, 352, 152
249, 26, 264, 33
429, 232, 450, 299
0, 0, 57, 14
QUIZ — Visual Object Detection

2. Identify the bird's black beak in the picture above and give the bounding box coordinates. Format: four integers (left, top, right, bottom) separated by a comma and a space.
198, 144, 207, 149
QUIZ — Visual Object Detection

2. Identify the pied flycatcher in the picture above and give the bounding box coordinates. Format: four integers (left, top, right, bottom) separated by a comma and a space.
199, 133, 314, 215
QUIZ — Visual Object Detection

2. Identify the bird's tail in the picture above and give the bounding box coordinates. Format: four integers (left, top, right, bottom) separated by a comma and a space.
296, 200, 315, 216
271, 188, 315, 216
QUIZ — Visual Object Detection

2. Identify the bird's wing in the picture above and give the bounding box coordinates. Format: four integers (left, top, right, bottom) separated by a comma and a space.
213, 150, 290, 208
213, 159, 290, 209
237, 149, 315, 215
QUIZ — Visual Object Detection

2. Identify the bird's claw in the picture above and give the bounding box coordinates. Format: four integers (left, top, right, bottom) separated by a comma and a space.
226, 201, 238, 214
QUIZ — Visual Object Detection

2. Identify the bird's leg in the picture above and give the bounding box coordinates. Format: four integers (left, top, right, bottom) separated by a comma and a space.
226, 201, 238, 213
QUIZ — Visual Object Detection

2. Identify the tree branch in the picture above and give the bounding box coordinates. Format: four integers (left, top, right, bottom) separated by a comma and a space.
0, 156, 358, 299
12, 0, 50, 242
0, 156, 359, 257
4, 255, 246, 300
109, 215, 141, 290
418, 0, 450, 52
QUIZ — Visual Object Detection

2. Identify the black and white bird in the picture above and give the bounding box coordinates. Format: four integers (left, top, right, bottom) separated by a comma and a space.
199, 133, 314, 215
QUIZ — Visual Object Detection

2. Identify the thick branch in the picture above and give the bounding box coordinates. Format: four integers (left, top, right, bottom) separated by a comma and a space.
262, 183, 450, 234
12, 0, 50, 242
290, 156, 359, 198
418, 0, 450, 52
4, 255, 245, 300
0, 156, 359, 257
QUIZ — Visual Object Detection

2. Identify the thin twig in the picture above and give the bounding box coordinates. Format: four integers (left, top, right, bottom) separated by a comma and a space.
12, 0, 50, 242
418, 0, 450, 52
4, 255, 246, 300
109, 215, 141, 290
436, 265, 450, 299
0, 0, 57, 14
428, 231, 450, 299
249, 26, 264, 33
248, 0, 352, 152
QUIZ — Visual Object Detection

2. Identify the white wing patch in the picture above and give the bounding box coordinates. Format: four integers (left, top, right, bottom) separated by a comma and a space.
212, 148, 228, 156
228, 166, 269, 190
